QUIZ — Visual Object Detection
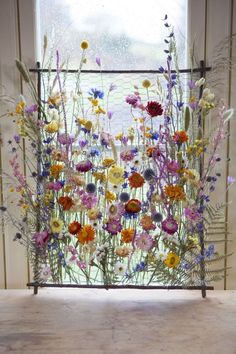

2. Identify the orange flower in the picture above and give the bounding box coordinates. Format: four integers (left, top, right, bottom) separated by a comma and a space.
125, 199, 141, 213
77, 225, 95, 244
58, 196, 74, 210
50, 164, 64, 179
164, 184, 186, 201
128, 172, 145, 188
173, 130, 188, 144
68, 221, 81, 235
140, 215, 156, 231
121, 228, 135, 243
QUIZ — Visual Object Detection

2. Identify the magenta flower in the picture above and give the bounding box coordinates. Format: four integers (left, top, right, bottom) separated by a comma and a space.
105, 219, 122, 235
76, 160, 93, 172
32, 231, 49, 247
161, 217, 178, 235
135, 233, 154, 251
125, 94, 141, 108
47, 181, 63, 191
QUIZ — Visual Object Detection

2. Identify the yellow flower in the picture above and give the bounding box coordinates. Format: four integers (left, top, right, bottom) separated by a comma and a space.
93, 172, 106, 183
64, 185, 73, 193
44, 120, 59, 133
50, 164, 64, 179
87, 208, 100, 220
80, 40, 89, 50
142, 79, 151, 88
85, 120, 93, 130
115, 132, 123, 141
50, 218, 63, 233
90, 98, 99, 106
164, 252, 180, 268
15, 101, 26, 114
102, 158, 115, 168
108, 165, 124, 185
105, 190, 117, 202
95, 106, 106, 115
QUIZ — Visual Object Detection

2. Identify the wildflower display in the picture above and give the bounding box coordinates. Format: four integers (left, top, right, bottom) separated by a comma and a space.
2, 17, 234, 291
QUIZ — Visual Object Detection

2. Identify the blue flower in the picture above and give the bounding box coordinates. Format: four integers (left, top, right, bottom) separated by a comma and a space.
134, 261, 146, 272
151, 132, 159, 140
205, 244, 215, 258
89, 147, 100, 157
88, 88, 104, 99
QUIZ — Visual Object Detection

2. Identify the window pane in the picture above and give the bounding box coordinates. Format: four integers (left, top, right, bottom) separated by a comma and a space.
37, 0, 188, 69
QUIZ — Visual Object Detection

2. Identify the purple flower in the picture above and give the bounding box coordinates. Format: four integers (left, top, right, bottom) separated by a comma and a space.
105, 219, 122, 235
79, 139, 88, 148
227, 176, 236, 184
107, 111, 114, 119
95, 57, 101, 67
109, 83, 117, 92
188, 80, 196, 90
32, 231, 49, 247
205, 244, 215, 258
80, 191, 97, 209
58, 133, 75, 146
76, 160, 93, 173
14, 135, 20, 143
161, 216, 178, 235
25, 104, 38, 114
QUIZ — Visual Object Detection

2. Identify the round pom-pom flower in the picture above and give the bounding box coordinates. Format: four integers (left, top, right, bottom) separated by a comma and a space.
119, 192, 130, 203
143, 168, 156, 181
142, 79, 151, 88
146, 101, 163, 117
151, 212, 163, 223
86, 183, 96, 194
80, 40, 89, 50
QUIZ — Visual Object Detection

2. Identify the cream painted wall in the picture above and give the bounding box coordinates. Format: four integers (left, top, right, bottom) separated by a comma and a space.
0, 0, 235, 289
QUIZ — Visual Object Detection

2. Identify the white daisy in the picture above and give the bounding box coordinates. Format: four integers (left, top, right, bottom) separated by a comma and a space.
114, 261, 127, 276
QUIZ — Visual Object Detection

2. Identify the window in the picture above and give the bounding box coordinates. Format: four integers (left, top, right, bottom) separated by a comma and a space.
37, 0, 188, 69
36, 0, 188, 135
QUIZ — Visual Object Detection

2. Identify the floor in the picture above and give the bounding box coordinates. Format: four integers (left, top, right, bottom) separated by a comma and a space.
0, 289, 235, 354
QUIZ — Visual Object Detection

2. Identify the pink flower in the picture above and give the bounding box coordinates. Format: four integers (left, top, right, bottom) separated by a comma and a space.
125, 94, 141, 108
161, 217, 178, 235
76, 260, 87, 269
135, 233, 154, 251
167, 160, 180, 173
32, 231, 49, 247
120, 149, 135, 162
184, 206, 201, 222
107, 203, 125, 220
105, 219, 122, 235
80, 191, 97, 209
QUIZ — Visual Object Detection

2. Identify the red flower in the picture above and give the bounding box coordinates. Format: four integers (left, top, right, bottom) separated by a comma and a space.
58, 196, 74, 210
125, 199, 142, 213
128, 172, 145, 188
68, 221, 81, 235
146, 101, 163, 117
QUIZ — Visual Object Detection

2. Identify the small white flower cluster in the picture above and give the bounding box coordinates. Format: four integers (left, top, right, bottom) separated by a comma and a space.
199, 88, 215, 109
94, 243, 109, 262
